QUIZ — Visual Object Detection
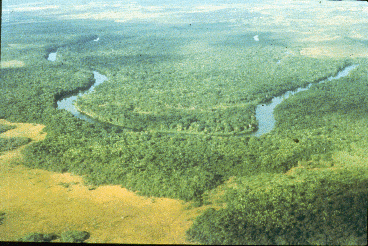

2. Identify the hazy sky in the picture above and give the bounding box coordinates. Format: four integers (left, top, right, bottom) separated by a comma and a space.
2, 0, 255, 8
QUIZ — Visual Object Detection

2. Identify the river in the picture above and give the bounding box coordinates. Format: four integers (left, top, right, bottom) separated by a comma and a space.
47, 45, 108, 124
47, 41, 358, 137
250, 64, 359, 137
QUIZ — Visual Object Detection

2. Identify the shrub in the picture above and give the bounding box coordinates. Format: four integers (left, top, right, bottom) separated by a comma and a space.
0, 211, 5, 225
18, 233, 58, 242
60, 230, 90, 243
0, 124, 16, 134
0, 137, 31, 152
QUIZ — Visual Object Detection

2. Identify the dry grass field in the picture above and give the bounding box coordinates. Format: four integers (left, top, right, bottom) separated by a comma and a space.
0, 119, 217, 243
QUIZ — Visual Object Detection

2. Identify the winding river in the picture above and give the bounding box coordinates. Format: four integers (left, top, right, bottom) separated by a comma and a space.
251, 64, 359, 137
47, 41, 358, 137
47, 47, 108, 124
56, 71, 108, 124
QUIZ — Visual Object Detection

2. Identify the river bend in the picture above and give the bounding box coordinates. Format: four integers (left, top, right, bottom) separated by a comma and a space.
251, 64, 358, 137
47, 44, 358, 137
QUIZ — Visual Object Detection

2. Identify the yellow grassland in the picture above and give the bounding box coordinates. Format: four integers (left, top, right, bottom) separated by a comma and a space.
0, 119, 217, 243
0, 60, 25, 69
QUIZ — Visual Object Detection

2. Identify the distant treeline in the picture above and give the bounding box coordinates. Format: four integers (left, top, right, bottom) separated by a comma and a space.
44, 34, 98, 58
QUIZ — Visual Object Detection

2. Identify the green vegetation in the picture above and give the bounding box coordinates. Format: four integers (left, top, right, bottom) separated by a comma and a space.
0, 124, 16, 134
187, 170, 367, 245
0, 137, 31, 153
0, 64, 94, 122
18, 233, 59, 242
186, 60, 368, 244
274, 59, 368, 133
74, 45, 345, 135
57, 181, 79, 188
44, 34, 98, 56
57, 182, 71, 188
1, 15, 367, 244
60, 230, 90, 243
17, 231, 89, 243
0, 212, 5, 225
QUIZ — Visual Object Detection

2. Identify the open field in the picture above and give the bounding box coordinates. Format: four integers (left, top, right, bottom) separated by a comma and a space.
0, 120, 218, 243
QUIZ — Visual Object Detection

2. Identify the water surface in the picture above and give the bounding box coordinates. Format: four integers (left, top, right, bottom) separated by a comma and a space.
46, 38, 109, 123
47, 52, 57, 61
250, 64, 359, 137
56, 71, 108, 123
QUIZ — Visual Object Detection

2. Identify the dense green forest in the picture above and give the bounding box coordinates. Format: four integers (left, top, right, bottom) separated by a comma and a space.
1, 15, 367, 244
188, 169, 368, 245
0, 137, 31, 153
0, 124, 16, 134
65, 35, 347, 135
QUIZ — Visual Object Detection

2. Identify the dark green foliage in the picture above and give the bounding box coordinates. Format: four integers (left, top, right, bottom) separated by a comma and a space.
60, 230, 90, 243
0, 137, 31, 152
187, 208, 258, 245
44, 34, 99, 57
186, 61, 368, 245
75, 49, 344, 135
0, 65, 94, 123
0, 212, 5, 225
23, 120, 345, 201
18, 233, 58, 242
0, 124, 16, 134
187, 171, 368, 245
58, 182, 71, 188
24, 129, 227, 200
17, 230, 89, 243
274, 62, 368, 132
